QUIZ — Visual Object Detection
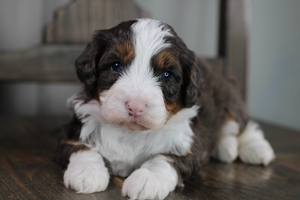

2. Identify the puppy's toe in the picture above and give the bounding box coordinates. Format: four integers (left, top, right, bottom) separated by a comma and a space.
122, 168, 173, 200
64, 162, 110, 193
213, 136, 238, 163
238, 121, 275, 166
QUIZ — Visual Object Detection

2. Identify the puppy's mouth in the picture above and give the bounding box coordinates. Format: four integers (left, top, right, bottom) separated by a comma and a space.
119, 121, 149, 132
117, 115, 164, 132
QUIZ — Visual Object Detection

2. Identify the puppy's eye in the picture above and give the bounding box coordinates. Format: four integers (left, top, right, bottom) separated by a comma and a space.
160, 71, 172, 82
111, 63, 123, 73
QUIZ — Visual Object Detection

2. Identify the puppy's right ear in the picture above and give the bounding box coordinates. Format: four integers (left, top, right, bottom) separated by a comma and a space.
76, 43, 97, 86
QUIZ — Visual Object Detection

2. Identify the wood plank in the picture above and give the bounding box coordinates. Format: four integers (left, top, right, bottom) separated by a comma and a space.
0, 116, 299, 199
44, 0, 150, 44
218, 0, 250, 100
0, 45, 85, 82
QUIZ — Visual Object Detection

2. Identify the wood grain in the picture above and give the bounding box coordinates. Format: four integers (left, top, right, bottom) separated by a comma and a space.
0, 45, 84, 82
218, 0, 250, 101
44, 0, 150, 44
0, 116, 299, 199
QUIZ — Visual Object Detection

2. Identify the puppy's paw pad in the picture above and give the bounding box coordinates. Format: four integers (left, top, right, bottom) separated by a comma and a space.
213, 136, 238, 163
122, 169, 171, 200
64, 162, 109, 193
239, 140, 275, 166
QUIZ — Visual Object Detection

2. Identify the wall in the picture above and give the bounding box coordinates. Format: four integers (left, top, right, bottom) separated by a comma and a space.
0, 0, 69, 51
248, 0, 300, 130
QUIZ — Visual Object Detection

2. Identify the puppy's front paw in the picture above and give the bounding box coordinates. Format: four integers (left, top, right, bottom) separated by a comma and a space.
122, 168, 173, 200
64, 151, 110, 193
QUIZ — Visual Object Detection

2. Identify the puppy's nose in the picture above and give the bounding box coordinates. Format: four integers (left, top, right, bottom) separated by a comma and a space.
126, 101, 146, 116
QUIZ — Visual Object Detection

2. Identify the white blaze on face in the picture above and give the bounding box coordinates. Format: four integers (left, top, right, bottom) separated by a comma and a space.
100, 19, 173, 131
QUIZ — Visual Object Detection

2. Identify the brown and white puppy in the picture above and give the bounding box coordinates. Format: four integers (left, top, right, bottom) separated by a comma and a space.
56, 18, 275, 199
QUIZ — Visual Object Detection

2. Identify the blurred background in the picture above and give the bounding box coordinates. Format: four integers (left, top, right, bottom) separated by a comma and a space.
0, 0, 299, 131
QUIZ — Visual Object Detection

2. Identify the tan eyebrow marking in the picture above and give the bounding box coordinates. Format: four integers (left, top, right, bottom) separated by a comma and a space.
115, 41, 135, 65
152, 49, 178, 69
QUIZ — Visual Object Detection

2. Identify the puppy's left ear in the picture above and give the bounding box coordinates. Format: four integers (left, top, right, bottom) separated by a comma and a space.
180, 49, 200, 107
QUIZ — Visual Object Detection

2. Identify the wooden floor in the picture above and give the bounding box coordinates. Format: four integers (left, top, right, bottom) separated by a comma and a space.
0, 116, 299, 200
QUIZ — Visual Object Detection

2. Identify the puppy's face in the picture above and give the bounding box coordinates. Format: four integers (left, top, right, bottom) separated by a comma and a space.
76, 19, 198, 131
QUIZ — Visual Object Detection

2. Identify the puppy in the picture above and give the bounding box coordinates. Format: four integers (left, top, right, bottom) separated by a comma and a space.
56, 18, 275, 199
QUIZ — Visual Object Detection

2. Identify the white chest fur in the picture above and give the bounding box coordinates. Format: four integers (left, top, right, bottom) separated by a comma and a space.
68, 95, 199, 177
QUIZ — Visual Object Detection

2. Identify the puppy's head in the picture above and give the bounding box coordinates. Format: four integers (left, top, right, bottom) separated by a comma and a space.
76, 19, 199, 131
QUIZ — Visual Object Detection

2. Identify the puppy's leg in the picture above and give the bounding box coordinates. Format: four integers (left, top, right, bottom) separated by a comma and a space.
56, 116, 110, 193
212, 120, 239, 163
122, 155, 178, 200
238, 121, 275, 166
63, 150, 110, 193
